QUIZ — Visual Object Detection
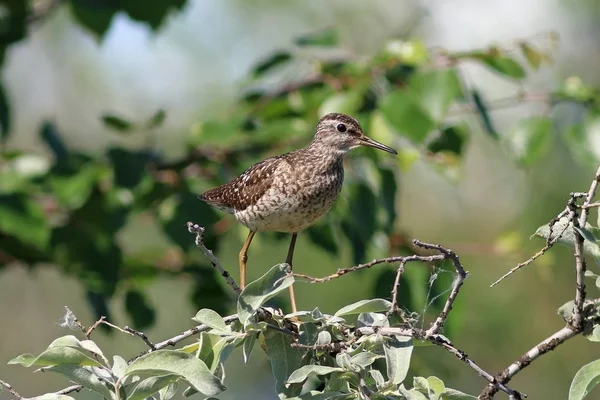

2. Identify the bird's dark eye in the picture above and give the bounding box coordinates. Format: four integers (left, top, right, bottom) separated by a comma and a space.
336, 123, 347, 133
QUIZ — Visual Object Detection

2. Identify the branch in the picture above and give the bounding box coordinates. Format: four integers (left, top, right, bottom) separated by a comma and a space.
187, 222, 241, 294
356, 327, 525, 399
0, 379, 81, 400
480, 167, 600, 398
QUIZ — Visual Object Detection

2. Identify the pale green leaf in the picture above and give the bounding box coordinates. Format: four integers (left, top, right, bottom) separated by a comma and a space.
534, 217, 600, 262
587, 326, 600, 343
410, 69, 462, 121
45, 365, 113, 398
8, 336, 102, 367
334, 299, 392, 317
441, 388, 478, 399
384, 336, 413, 385
128, 374, 180, 400
319, 90, 363, 116
237, 264, 294, 327
264, 329, 303, 397
243, 333, 256, 364
349, 352, 381, 368
123, 350, 225, 397
286, 365, 343, 385
569, 359, 600, 400
191, 309, 227, 332
112, 355, 127, 379
379, 90, 435, 143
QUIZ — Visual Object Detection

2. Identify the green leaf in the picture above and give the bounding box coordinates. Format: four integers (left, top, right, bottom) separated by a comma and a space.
534, 217, 600, 262
196, 332, 231, 373
349, 352, 382, 368
464, 52, 526, 79
295, 28, 339, 47
112, 355, 127, 378
334, 299, 392, 317
252, 52, 292, 76
569, 359, 600, 400
410, 69, 462, 121
505, 117, 552, 166
441, 388, 478, 399
472, 89, 498, 139
48, 163, 99, 210
379, 90, 435, 143
45, 365, 113, 398
102, 114, 134, 132
384, 336, 413, 385
40, 121, 68, 159
128, 374, 180, 400
123, 350, 225, 397
120, 0, 187, 31
243, 333, 257, 364
192, 309, 227, 332
558, 300, 575, 321
28, 395, 75, 400
520, 42, 543, 70
427, 376, 446, 397
107, 147, 149, 189
264, 329, 303, 397
0, 79, 11, 142
286, 366, 343, 385
428, 124, 469, 156
0, 194, 51, 250
147, 109, 166, 129
69, 1, 117, 39
586, 326, 600, 343
237, 263, 294, 327
8, 336, 102, 367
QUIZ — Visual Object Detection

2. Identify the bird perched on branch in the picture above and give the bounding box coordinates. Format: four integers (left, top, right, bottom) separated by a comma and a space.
199, 112, 397, 312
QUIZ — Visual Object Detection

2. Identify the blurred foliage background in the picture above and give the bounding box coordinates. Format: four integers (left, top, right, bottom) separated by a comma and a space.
1, 0, 600, 399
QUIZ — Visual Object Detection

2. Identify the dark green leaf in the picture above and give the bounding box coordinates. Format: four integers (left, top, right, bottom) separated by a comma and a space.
48, 161, 98, 210
188, 265, 230, 316
379, 90, 435, 143
40, 122, 69, 159
428, 124, 469, 156
472, 90, 498, 139
0, 79, 11, 142
124, 350, 225, 396
252, 52, 292, 76
295, 28, 339, 47
505, 116, 552, 166
125, 289, 156, 329
107, 147, 149, 189
121, 0, 187, 31
102, 114, 134, 132
147, 109, 166, 129
69, 0, 118, 39
379, 168, 397, 233
341, 183, 378, 264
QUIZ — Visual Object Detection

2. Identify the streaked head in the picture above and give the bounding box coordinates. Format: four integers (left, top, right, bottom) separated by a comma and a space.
312, 113, 397, 155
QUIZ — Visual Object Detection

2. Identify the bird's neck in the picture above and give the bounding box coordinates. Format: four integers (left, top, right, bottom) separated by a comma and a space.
305, 141, 347, 164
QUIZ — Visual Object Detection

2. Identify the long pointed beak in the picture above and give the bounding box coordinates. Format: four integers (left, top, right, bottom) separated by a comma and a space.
359, 136, 397, 155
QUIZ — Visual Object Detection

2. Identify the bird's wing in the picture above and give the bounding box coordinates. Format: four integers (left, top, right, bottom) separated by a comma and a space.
199, 156, 282, 211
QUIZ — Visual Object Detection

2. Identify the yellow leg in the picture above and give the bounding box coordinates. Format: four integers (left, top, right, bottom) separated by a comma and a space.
286, 233, 298, 313
239, 231, 256, 289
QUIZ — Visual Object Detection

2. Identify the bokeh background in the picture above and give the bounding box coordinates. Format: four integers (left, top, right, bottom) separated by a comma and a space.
2, 0, 600, 399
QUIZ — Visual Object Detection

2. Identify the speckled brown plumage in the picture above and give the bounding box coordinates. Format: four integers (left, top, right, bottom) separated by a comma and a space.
198, 112, 397, 307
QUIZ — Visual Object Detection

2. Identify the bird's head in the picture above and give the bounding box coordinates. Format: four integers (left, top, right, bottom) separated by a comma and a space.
312, 113, 397, 156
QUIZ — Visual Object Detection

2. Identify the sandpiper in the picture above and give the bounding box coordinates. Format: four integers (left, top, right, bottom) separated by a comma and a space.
199, 113, 397, 311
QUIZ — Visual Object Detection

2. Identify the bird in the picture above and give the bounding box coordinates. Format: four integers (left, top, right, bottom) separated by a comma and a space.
198, 112, 397, 312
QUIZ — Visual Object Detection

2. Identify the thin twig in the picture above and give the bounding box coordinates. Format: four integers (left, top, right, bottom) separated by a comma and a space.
388, 260, 407, 315
490, 209, 570, 287
0, 379, 82, 400
187, 222, 241, 294
293, 254, 446, 283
